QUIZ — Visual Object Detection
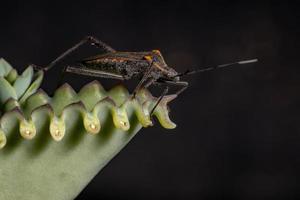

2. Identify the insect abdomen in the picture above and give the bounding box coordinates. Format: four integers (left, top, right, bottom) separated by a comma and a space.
82, 58, 149, 77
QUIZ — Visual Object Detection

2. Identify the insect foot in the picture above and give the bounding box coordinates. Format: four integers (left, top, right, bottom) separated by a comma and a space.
0, 58, 176, 200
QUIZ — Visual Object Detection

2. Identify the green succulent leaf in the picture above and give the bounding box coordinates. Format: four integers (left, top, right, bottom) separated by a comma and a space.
0, 77, 17, 104
13, 66, 34, 99
19, 70, 44, 104
0, 61, 177, 200
0, 128, 6, 149
3, 98, 20, 112
0, 58, 13, 77
6, 69, 18, 84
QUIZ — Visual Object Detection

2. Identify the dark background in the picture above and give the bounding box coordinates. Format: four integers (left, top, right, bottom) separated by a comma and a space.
1, 1, 300, 199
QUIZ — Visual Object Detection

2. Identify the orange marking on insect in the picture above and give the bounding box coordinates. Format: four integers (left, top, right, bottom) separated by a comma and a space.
144, 55, 153, 62
144, 55, 167, 72
152, 50, 162, 55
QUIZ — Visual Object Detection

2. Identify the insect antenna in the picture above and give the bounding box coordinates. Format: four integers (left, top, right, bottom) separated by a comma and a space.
174, 59, 258, 78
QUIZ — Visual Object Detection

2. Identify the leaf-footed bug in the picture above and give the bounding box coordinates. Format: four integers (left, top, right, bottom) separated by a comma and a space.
32, 36, 257, 115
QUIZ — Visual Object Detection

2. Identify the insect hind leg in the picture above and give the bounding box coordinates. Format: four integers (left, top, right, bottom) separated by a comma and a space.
32, 35, 116, 72
65, 65, 125, 80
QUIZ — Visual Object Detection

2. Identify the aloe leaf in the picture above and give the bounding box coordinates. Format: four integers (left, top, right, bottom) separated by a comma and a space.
6, 69, 18, 84
0, 128, 6, 149
0, 77, 17, 105
78, 80, 106, 111
0, 58, 13, 77
19, 70, 44, 105
0, 64, 177, 200
21, 89, 50, 118
3, 98, 20, 112
13, 66, 34, 99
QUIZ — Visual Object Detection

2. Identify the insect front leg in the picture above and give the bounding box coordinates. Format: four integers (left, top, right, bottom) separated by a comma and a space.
157, 80, 189, 96
150, 86, 169, 116
143, 78, 156, 89
147, 80, 188, 115
32, 36, 116, 72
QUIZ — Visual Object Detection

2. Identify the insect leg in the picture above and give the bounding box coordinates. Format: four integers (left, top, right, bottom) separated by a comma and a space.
32, 36, 116, 72
143, 80, 188, 115
132, 60, 155, 96
157, 80, 189, 96
150, 86, 169, 116
144, 78, 156, 89
51, 65, 124, 94
65, 65, 125, 80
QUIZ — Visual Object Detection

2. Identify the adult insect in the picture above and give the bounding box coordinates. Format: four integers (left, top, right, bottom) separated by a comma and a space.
33, 36, 257, 114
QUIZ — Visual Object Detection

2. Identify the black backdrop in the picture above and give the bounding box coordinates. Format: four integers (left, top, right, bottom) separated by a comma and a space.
1, 1, 300, 200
